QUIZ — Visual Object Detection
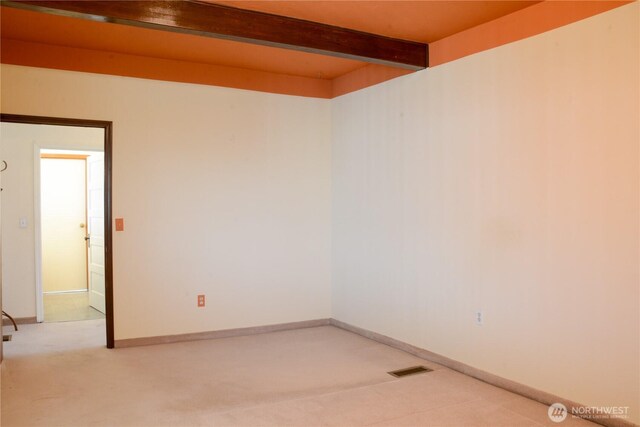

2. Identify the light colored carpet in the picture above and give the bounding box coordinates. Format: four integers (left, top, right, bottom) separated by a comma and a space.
1, 320, 595, 427
43, 291, 105, 323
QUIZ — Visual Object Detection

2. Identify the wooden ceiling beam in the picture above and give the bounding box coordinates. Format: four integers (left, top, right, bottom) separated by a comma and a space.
2, 1, 428, 70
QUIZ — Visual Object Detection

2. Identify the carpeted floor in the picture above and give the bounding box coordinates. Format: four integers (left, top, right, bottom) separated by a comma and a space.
1, 320, 594, 426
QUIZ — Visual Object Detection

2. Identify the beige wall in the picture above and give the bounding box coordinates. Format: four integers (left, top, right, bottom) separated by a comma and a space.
0, 68, 333, 338
332, 3, 638, 423
0, 124, 103, 317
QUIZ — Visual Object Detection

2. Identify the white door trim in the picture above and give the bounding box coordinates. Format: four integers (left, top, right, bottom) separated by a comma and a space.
33, 144, 43, 322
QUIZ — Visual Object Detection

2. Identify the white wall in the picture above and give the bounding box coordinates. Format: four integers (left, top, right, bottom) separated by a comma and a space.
332, 3, 638, 423
0, 124, 103, 317
0, 68, 333, 339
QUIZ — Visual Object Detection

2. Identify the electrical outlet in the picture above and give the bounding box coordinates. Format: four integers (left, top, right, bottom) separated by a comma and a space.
475, 310, 483, 326
197, 294, 205, 308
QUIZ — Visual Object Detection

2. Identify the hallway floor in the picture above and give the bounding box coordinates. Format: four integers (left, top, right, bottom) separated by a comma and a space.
1, 320, 594, 426
43, 291, 105, 322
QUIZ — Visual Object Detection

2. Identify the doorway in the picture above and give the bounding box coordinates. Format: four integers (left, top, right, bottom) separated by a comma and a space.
0, 114, 114, 348
40, 150, 106, 323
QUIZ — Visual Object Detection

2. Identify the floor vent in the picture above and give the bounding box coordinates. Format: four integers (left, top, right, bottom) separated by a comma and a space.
388, 365, 432, 378
3, 335, 12, 342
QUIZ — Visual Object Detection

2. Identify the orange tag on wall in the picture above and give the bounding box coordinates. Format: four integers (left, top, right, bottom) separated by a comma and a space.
115, 218, 124, 231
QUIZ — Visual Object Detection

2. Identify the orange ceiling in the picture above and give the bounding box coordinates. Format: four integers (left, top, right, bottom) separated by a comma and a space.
0, 1, 631, 98
212, 1, 541, 43
1, 1, 538, 80
0, 7, 363, 80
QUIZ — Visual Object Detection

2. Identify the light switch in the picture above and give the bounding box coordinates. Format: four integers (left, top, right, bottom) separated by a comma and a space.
115, 218, 124, 231
19, 217, 28, 229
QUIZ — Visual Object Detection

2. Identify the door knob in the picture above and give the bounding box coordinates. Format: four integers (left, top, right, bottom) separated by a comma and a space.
84, 236, 90, 241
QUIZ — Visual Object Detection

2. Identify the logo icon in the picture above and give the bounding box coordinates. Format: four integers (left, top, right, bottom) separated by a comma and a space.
548, 403, 568, 423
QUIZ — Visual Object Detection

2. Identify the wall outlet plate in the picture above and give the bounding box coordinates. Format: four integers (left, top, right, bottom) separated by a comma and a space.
475, 310, 483, 326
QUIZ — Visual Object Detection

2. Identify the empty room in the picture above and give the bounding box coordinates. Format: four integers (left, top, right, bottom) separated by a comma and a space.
0, 1, 638, 426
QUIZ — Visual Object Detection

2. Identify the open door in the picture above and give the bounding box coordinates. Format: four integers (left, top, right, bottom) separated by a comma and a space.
1, 114, 114, 348
87, 153, 105, 314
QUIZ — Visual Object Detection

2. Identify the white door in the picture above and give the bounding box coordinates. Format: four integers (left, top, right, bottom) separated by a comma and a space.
41, 158, 88, 292
87, 153, 106, 314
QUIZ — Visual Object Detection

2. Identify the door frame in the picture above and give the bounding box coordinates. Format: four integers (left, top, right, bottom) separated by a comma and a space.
40, 153, 90, 295
0, 114, 114, 349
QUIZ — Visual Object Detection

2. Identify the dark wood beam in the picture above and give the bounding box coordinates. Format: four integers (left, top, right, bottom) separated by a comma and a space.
2, 1, 428, 70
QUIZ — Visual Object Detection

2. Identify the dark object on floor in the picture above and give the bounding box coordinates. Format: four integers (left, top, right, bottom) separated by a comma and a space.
388, 365, 433, 378
2, 310, 18, 331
